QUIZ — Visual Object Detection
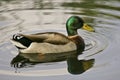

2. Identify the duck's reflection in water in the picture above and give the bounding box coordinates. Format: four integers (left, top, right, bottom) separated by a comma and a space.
11, 52, 94, 75
67, 55, 94, 74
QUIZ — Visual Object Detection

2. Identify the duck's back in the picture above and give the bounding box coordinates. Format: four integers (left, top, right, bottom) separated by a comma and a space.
20, 32, 71, 44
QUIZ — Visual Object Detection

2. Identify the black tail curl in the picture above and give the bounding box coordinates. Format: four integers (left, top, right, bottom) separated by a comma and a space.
12, 34, 32, 47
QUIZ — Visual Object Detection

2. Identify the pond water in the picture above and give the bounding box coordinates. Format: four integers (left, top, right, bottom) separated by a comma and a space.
0, 0, 120, 80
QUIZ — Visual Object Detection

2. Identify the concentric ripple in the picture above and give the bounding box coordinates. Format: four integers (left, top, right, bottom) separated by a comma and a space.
79, 30, 108, 58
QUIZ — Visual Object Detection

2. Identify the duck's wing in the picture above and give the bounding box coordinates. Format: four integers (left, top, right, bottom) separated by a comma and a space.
20, 41, 77, 54
20, 32, 71, 45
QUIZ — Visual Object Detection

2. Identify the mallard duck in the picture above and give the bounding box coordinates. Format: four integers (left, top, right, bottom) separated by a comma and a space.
11, 16, 94, 62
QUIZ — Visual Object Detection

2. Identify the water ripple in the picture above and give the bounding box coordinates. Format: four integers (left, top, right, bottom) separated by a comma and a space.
79, 30, 108, 58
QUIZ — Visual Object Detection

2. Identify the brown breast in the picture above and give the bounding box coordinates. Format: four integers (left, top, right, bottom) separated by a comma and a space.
69, 35, 85, 54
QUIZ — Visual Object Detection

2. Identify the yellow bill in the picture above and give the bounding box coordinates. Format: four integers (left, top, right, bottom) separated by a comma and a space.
82, 23, 95, 32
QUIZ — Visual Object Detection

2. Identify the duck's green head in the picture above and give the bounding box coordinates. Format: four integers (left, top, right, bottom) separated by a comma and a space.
66, 16, 95, 36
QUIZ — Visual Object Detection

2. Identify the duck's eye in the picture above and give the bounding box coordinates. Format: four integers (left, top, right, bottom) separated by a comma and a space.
13, 34, 23, 40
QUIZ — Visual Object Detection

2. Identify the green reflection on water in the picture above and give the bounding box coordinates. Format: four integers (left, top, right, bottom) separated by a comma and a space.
62, 0, 120, 19
0, 0, 12, 2
62, 0, 120, 10
67, 55, 94, 74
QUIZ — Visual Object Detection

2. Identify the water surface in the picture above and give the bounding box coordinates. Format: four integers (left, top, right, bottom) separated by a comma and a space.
0, 0, 120, 80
